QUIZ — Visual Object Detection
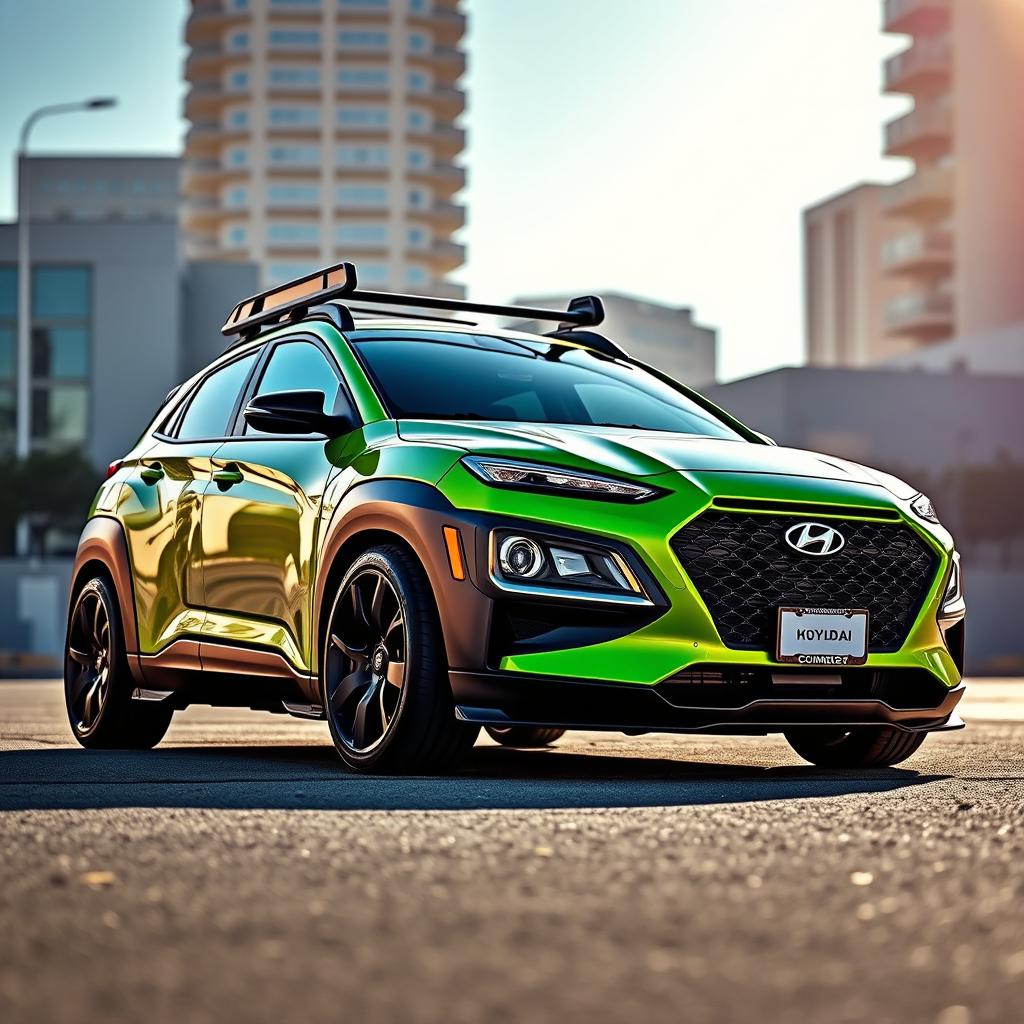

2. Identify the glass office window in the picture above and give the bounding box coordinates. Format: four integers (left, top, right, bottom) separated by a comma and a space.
33, 267, 89, 319
32, 326, 89, 379
32, 384, 88, 443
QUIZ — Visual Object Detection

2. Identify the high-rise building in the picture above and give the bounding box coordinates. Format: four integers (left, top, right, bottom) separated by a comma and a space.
804, 183, 917, 366
880, 0, 956, 346
182, 0, 467, 293
805, 0, 1024, 366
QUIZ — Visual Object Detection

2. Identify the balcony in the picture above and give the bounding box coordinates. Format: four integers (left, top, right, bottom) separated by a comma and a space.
883, 163, 953, 219
885, 35, 951, 96
430, 46, 467, 79
883, 0, 950, 36
431, 125, 466, 157
183, 81, 224, 117
420, 163, 466, 193
885, 287, 953, 339
430, 200, 465, 230
430, 239, 466, 270
430, 6, 467, 45
885, 102, 951, 160
882, 228, 953, 275
428, 85, 466, 118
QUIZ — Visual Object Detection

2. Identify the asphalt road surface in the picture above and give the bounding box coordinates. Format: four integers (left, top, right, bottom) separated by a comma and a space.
2, 680, 1023, 1024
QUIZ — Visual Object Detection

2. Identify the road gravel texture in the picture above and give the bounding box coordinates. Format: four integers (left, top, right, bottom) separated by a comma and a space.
1, 680, 1022, 1024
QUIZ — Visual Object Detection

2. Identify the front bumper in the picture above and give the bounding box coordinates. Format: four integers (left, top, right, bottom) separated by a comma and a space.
451, 670, 966, 735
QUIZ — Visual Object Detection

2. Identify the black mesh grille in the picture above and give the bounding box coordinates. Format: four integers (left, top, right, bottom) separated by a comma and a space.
670, 511, 940, 653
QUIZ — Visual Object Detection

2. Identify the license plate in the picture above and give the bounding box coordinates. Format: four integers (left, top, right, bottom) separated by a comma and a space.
776, 607, 869, 666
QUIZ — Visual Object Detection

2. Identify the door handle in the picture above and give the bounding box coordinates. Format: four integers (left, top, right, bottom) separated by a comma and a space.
140, 462, 164, 485
212, 466, 244, 488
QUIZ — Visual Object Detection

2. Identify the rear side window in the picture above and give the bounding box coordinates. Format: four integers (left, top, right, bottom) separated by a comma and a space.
175, 352, 258, 440
243, 340, 340, 435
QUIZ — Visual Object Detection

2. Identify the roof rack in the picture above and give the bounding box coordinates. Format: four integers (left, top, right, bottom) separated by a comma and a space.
221, 261, 607, 340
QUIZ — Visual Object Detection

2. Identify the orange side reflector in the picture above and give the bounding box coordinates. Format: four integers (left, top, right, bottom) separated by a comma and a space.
442, 526, 466, 581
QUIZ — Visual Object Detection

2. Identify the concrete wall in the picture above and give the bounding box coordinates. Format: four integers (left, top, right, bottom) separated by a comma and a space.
0, 559, 72, 675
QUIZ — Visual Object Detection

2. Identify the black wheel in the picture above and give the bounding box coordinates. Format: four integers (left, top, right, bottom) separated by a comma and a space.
485, 726, 565, 748
322, 544, 478, 773
65, 576, 173, 749
785, 726, 927, 768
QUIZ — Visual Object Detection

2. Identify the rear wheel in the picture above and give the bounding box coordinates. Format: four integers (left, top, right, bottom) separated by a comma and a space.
322, 545, 478, 773
485, 725, 565, 748
65, 576, 173, 749
785, 726, 926, 768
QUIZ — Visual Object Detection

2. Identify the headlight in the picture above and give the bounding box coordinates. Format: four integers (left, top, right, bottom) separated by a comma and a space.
489, 529, 652, 605
910, 493, 940, 524
464, 456, 661, 502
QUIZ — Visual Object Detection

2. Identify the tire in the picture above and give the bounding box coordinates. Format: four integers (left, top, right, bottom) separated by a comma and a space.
784, 726, 927, 768
321, 544, 479, 773
65, 575, 174, 749
485, 726, 565, 748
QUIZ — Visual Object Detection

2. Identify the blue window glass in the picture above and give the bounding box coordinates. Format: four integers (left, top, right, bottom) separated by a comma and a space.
0, 267, 16, 318
245, 341, 339, 434
32, 326, 89, 379
0, 326, 13, 379
33, 267, 90, 319
176, 352, 258, 440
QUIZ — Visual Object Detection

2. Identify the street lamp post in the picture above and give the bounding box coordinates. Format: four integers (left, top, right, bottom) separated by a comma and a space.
15, 98, 116, 556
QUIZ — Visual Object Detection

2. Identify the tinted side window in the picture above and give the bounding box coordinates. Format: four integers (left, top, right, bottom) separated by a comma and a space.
244, 341, 340, 435
176, 352, 258, 441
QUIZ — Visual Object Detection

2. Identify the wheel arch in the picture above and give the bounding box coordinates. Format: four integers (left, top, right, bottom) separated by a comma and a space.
69, 516, 141, 661
313, 479, 492, 683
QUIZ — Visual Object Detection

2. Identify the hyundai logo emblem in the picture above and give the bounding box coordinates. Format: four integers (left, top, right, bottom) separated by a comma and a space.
783, 521, 846, 557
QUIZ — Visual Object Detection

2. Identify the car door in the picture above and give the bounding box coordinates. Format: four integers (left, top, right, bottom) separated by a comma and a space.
199, 336, 357, 672
118, 348, 261, 656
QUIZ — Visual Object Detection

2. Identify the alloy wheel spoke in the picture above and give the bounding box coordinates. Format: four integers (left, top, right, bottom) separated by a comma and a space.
70, 668, 93, 704
367, 574, 386, 633
68, 646, 91, 666
82, 677, 101, 727
350, 580, 370, 631
384, 609, 404, 642
384, 659, 405, 688
330, 667, 369, 712
92, 599, 104, 649
329, 632, 366, 662
351, 680, 380, 749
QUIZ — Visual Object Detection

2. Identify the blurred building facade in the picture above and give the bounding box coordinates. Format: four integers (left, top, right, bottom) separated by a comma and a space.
806, 0, 1024, 367
511, 292, 718, 387
0, 155, 258, 478
182, 0, 467, 293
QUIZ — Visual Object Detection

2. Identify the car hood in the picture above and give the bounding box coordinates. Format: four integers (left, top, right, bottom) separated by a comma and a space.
397, 420, 892, 488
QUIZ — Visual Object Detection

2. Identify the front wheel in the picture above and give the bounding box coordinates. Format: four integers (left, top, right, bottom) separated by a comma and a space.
485, 726, 565, 748
321, 545, 478, 773
785, 726, 926, 768
65, 576, 173, 749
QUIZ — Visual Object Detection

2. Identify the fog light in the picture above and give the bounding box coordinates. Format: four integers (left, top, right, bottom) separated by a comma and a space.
499, 536, 544, 578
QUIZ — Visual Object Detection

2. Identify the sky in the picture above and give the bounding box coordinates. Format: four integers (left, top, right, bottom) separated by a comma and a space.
0, 0, 910, 381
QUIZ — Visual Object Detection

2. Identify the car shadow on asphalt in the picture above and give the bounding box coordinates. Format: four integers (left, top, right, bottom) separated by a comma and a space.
0, 743, 948, 812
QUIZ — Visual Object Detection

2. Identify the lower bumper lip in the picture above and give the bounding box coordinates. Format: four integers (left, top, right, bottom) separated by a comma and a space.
451, 673, 966, 735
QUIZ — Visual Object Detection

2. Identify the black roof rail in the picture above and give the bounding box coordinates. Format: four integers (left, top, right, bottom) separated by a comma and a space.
221, 260, 606, 340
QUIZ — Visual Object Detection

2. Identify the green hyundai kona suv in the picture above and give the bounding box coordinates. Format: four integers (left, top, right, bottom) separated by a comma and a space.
64, 262, 966, 772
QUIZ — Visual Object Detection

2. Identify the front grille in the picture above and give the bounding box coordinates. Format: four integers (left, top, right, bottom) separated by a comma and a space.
670, 511, 939, 653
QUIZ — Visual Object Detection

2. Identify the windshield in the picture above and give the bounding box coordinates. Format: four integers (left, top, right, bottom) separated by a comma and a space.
350, 330, 741, 438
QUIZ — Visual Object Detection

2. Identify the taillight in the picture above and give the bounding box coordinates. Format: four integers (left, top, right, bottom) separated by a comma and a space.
106, 459, 124, 480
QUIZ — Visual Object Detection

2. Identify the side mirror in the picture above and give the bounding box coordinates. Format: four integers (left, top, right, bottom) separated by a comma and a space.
243, 389, 355, 436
